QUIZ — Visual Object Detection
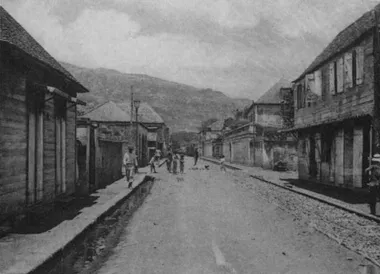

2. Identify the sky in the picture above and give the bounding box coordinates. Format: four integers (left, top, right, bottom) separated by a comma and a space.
2, 0, 379, 99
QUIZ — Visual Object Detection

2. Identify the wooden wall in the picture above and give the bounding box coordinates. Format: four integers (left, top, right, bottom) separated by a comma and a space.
0, 59, 28, 220
0, 58, 78, 222
294, 34, 374, 128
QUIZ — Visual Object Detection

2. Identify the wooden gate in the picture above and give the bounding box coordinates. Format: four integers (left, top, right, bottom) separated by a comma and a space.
97, 140, 123, 188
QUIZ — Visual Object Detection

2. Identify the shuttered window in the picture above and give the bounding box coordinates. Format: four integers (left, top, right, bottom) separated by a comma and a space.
356, 46, 364, 85
329, 62, 336, 95
314, 69, 322, 96
344, 52, 353, 89
297, 84, 304, 109
352, 49, 357, 86
337, 57, 344, 93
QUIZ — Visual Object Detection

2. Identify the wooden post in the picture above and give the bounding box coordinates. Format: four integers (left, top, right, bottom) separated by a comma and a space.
28, 110, 36, 204
335, 128, 344, 185
353, 126, 363, 187
55, 117, 62, 195
36, 111, 44, 201
86, 125, 91, 189
373, 9, 380, 155
61, 117, 66, 193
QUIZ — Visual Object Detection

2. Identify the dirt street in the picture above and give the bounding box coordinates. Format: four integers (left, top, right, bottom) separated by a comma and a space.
96, 160, 374, 274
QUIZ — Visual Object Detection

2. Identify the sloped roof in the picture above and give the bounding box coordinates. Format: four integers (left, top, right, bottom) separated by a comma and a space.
256, 78, 291, 104
117, 101, 164, 123
209, 120, 224, 131
81, 101, 130, 122
294, 4, 380, 82
0, 6, 88, 93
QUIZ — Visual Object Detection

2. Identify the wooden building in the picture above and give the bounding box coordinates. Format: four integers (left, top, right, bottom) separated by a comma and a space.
285, 4, 380, 188
80, 101, 149, 182
117, 102, 169, 160
0, 7, 89, 225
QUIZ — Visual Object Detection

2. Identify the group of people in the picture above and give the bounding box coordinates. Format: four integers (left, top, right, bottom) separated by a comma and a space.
164, 149, 185, 174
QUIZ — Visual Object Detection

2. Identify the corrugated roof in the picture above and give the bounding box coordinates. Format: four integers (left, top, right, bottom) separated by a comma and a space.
0, 6, 88, 93
81, 101, 130, 122
117, 102, 164, 123
295, 4, 380, 82
256, 78, 291, 104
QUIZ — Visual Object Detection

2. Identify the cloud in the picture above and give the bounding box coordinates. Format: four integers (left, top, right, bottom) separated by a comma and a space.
113, 0, 261, 29
3, 0, 379, 99
3, 0, 248, 73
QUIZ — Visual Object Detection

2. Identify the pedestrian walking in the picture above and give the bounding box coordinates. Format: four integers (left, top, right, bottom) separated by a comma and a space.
172, 152, 179, 174
220, 154, 226, 172
123, 147, 137, 189
149, 155, 157, 173
194, 148, 199, 166
180, 154, 185, 174
365, 153, 380, 215
166, 150, 173, 173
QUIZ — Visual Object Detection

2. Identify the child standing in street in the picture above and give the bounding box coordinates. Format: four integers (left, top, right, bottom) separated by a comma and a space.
180, 154, 185, 174
220, 154, 226, 172
172, 152, 178, 174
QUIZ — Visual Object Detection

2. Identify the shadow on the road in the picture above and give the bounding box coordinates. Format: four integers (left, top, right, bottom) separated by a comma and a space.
281, 179, 369, 205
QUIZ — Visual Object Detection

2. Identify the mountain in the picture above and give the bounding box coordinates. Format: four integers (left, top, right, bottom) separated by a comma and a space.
61, 62, 250, 132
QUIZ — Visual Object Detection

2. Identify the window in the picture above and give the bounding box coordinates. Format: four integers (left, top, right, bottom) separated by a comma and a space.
296, 84, 304, 109
344, 52, 353, 89
337, 57, 344, 93
352, 49, 357, 86
355, 46, 364, 85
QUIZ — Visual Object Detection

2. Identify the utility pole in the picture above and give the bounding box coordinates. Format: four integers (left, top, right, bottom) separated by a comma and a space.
374, 8, 380, 155
130, 85, 134, 127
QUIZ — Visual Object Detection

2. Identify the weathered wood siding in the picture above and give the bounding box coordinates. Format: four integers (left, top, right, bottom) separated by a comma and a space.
66, 105, 77, 195
43, 95, 56, 201
294, 35, 374, 127
0, 60, 28, 219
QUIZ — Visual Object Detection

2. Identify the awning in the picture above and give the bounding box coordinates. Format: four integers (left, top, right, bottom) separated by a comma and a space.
47, 87, 86, 106
278, 113, 371, 133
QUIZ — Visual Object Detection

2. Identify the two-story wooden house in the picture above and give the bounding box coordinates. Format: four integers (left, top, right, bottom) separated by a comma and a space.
288, 4, 380, 189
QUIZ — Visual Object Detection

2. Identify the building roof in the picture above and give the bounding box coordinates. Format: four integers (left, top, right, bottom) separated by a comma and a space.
294, 4, 380, 82
117, 102, 165, 123
256, 78, 291, 104
81, 101, 130, 122
209, 120, 224, 131
0, 6, 88, 93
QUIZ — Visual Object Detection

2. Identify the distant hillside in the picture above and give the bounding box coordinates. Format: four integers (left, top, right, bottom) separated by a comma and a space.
62, 62, 249, 132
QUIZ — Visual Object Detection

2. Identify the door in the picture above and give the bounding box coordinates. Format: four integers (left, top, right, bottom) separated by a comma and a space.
55, 98, 67, 195
27, 89, 44, 204
309, 135, 317, 178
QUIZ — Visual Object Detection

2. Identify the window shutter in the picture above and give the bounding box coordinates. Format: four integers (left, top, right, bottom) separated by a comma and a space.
344, 52, 353, 88
356, 46, 364, 85
337, 57, 344, 93
314, 70, 322, 96
329, 63, 335, 94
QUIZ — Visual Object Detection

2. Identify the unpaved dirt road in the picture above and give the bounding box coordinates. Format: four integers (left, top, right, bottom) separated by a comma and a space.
96, 159, 375, 274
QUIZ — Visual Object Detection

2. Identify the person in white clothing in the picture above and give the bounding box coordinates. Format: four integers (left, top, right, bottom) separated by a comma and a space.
123, 147, 137, 188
